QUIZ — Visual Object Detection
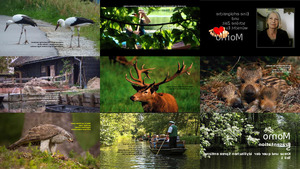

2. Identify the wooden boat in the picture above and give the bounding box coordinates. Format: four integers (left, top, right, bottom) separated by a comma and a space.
46, 104, 99, 113
149, 140, 187, 155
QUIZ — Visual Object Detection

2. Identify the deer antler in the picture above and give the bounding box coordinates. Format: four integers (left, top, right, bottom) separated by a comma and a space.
125, 61, 155, 87
153, 61, 193, 87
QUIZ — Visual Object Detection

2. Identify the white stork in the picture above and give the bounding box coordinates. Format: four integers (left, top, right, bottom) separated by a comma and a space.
55, 17, 95, 48
4, 14, 37, 44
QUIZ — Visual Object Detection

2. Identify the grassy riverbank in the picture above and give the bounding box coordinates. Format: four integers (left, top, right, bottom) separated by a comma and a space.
0, 0, 100, 51
181, 136, 201, 144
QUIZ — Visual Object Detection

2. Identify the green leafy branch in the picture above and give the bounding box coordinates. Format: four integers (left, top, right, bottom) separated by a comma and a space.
100, 7, 200, 49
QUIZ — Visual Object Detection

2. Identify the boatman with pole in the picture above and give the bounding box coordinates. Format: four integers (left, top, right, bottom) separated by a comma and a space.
167, 121, 178, 148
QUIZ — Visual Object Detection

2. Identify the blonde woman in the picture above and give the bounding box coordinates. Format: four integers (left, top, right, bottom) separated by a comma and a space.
258, 11, 289, 47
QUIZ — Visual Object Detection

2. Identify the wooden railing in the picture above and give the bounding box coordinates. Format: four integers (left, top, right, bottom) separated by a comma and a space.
0, 73, 70, 84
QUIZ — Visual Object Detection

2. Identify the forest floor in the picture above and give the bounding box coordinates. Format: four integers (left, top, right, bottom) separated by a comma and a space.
0, 146, 99, 169
201, 73, 300, 113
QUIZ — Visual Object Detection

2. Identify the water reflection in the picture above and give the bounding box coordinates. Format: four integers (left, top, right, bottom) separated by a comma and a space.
100, 140, 200, 168
0, 102, 100, 113
145, 16, 176, 31
0, 101, 56, 113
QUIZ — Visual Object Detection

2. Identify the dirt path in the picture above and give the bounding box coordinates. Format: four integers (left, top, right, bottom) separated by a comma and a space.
37, 19, 99, 56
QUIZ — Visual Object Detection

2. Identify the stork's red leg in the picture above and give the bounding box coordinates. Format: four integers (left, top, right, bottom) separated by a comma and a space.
77, 28, 80, 47
24, 28, 29, 44
70, 34, 73, 48
18, 26, 24, 44
69, 28, 74, 48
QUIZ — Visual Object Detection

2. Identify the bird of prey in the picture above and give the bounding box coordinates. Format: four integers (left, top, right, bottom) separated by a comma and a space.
8, 124, 73, 154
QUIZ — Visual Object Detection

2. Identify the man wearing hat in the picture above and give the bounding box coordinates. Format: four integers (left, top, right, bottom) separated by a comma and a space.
167, 121, 178, 148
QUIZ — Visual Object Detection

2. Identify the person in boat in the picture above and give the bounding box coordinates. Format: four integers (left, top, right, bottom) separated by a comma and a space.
156, 134, 168, 144
125, 9, 151, 36
167, 121, 178, 148
151, 134, 157, 148
157, 134, 167, 141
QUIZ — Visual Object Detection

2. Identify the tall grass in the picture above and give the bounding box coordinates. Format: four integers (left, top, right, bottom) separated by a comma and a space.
100, 56, 200, 113
0, 0, 100, 51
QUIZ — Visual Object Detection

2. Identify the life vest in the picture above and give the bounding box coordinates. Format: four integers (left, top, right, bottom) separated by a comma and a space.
169, 125, 178, 137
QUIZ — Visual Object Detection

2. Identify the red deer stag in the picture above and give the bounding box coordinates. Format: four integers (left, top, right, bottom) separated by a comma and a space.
109, 56, 137, 66
125, 61, 193, 113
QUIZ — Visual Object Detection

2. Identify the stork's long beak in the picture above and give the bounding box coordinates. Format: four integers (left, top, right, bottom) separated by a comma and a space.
55, 24, 59, 31
4, 24, 9, 32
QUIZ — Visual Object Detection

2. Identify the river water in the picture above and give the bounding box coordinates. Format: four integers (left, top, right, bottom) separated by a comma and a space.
100, 140, 200, 168
200, 146, 300, 169
145, 15, 175, 31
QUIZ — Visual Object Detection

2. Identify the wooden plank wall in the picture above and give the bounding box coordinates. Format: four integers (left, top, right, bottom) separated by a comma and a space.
60, 93, 100, 108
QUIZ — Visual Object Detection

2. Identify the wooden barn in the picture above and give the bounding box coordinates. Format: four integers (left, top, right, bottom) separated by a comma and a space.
10, 56, 100, 87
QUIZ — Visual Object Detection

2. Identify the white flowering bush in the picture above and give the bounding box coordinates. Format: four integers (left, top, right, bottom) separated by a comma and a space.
199, 112, 260, 158
246, 135, 260, 146
264, 127, 274, 134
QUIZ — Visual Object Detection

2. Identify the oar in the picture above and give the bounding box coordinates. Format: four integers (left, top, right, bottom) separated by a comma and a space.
156, 138, 166, 155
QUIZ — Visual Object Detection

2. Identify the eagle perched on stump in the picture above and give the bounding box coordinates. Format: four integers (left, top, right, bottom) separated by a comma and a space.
8, 124, 73, 154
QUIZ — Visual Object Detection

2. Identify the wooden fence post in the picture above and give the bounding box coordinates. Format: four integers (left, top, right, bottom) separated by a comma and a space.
20, 88, 22, 101
66, 94, 70, 105
91, 94, 95, 107
58, 92, 62, 104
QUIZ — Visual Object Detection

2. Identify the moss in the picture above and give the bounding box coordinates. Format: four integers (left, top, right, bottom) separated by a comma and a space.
0, 146, 99, 169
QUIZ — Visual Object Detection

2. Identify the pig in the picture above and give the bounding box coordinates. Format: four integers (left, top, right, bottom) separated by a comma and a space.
259, 86, 280, 112
236, 66, 263, 113
217, 82, 243, 108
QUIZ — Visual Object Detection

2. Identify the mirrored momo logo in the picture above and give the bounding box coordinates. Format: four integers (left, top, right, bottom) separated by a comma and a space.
263, 132, 290, 140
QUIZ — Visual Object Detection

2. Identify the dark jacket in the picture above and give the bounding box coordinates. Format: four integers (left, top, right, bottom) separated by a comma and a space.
257, 29, 290, 47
